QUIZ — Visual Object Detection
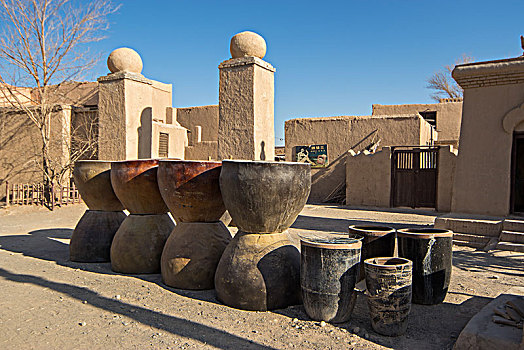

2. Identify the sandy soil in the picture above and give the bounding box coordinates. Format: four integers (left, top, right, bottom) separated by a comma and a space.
0, 203, 522, 350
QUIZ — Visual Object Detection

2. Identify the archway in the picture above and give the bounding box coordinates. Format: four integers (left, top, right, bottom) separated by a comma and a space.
507, 103, 524, 214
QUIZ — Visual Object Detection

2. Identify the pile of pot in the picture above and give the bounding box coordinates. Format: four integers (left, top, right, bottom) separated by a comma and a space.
72, 159, 454, 337
299, 225, 453, 337
71, 159, 312, 312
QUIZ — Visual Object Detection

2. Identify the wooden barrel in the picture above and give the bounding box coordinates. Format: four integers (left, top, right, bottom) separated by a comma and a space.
300, 236, 362, 323
397, 228, 453, 305
348, 225, 396, 281
364, 257, 412, 336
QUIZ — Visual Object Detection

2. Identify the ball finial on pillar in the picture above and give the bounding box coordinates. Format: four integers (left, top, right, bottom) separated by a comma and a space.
230, 31, 267, 59
107, 47, 143, 74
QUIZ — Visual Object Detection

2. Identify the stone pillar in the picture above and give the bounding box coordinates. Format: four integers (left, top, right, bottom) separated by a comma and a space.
97, 47, 183, 161
218, 31, 275, 161
97, 48, 153, 160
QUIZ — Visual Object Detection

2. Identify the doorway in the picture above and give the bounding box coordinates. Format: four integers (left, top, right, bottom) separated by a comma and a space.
390, 146, 439, 209
511, 133, 524, 213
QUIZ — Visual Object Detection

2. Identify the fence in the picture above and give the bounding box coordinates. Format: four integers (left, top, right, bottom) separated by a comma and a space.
5, 180, 82, 209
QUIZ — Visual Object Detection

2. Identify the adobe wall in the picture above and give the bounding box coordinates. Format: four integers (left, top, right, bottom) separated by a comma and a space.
151, 121, 187, 159
0, 110, 41, 198
150, 81, 172, 122
71, 108, 99, 160
185, 141, 218, 161
285, 117, 350, 202
0, 106, 73, 198
124, 77, 155, 160
285, 114, 430, 202
285, 115, 427, 162
253, 62, 275, 161
419, 116, 435, 145
437, 146, 458, 212
346, 147, 392, 207
309, 152, 347, 203
218, 62, 255, 160
346, 145, 457, 211
48, 106, 73, 179
46, 82, 99, 106
0, 82, 100, 108
176, 105, 219, 144
451, 79, 524, 216
372, 102, 462, 145
0, 85, 34, 107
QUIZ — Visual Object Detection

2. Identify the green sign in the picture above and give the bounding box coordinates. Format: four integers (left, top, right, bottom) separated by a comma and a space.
294, 144, 328, 168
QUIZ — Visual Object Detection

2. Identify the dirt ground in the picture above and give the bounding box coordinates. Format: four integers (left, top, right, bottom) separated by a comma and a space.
0, 203, 522, 350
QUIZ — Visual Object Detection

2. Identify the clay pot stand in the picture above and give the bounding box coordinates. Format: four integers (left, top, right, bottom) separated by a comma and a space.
214, 160, 311, 311
157, 161, 231, 290
110, 160, 173, 274
70, 161, 126, 263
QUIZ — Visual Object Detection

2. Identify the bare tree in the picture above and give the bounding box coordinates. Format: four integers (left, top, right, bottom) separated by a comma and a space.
0, 0, 118, 204
426, 55, 474, 102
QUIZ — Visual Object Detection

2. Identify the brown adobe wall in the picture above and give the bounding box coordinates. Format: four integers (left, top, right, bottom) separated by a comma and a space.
185, 141, 218, 161
346, 148, 391, 207
0, 107, 73, 199
451, 83, 524, 216
0, 85, 34, 107
176, 105, 219, 144
285, 114, 430, 203
0, 110, 41, 198
345, 145, 457, 212
437, 146, 457, 212
45, 82, 99, 106
372, 102, 462, 145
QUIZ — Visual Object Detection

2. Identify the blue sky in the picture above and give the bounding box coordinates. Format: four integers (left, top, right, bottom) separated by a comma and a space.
89, 0, 524, 145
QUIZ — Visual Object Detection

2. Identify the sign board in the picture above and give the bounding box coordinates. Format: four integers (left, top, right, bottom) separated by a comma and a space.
294, 144, 328, 168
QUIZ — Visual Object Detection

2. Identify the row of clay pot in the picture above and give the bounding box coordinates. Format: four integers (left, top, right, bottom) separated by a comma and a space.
348, 226, 453, 305
299, 226, 453, 337
71, 159, 311, 312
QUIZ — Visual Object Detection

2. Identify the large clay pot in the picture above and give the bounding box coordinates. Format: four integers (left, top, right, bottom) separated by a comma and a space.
219, 160, 311, 233
73, 160, 125, 212
348, 225, 396, 281
157, 160, 225, 222
110, 159, 168, 214
364, 257, 412, 337
300, 236, 362, 323
110, 159, 173, 274
397, 228, 453, 305
215, 160, 311, 311
70, 160, 126, 262
157, 160, 231, 290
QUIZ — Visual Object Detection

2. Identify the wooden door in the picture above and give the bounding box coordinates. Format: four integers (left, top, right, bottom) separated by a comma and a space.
391, 147, 438, 209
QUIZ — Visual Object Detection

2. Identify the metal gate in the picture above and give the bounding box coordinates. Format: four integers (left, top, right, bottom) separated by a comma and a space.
391, 147, 439, 209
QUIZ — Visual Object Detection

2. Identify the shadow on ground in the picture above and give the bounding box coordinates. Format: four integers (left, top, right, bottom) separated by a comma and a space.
0, 228, 222, 305
453, 249, 524, 278
274, 291, 491, 350
0, 267, 274, 350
